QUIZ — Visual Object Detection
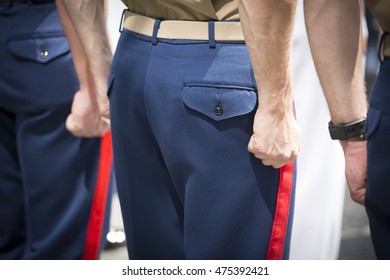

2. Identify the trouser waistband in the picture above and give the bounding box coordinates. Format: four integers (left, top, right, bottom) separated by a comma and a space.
122, 10, 244, 42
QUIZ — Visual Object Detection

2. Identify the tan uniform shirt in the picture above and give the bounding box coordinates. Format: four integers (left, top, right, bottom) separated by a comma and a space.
366, 0, 390, 56
366, 0, 390, 32
121, 0, 239, 21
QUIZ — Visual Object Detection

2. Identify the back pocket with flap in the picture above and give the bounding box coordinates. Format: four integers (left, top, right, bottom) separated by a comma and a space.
8, 33, 70, 64
182, 83, 257, 121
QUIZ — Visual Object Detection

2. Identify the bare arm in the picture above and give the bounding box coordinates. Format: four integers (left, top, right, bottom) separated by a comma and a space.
56, 0, 109, 137
59, 0, 112, 119
305, 0, 367, 124
305, 0, 367, 204
238, 0, 300, 168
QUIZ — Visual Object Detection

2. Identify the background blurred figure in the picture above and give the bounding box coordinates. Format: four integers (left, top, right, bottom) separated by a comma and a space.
363, 0, 390, 259
290, 1, 346, 259
0, 0, 112, 259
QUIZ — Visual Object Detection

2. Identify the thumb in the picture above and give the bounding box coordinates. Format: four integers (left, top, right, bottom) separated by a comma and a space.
97, 117, 111, 136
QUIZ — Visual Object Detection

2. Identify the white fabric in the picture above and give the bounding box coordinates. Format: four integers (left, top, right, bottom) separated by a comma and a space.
107, 0, 126, 51
290, 1, 346, 260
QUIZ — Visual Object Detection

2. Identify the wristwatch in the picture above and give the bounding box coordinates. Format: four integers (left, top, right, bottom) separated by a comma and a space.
328, 118, 366, 140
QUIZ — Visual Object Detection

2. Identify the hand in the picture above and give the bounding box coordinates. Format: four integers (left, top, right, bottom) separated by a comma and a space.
341, 139, 367, 205
248, 109, 300, 168
66, 89, 110, 137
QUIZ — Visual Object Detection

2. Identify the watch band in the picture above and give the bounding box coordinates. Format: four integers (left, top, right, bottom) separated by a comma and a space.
328, 118, 366, 140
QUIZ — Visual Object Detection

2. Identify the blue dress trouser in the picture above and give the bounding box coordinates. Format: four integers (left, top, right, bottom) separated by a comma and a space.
109, 27, 296, 260
366, 57, 390, 260
0, 2, 111, 259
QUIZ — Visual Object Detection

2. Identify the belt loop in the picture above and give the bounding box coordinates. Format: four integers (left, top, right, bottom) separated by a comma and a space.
119, 9, 128, 33
208, 21, 216, 49
152, 18, 162, 46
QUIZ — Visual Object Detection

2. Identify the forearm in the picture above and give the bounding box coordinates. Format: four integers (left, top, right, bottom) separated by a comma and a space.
238, 0, 297, 113
56, 0, 95, 94
56, 0, 111, 136
305, 0, 367, 124
239, 0, 300, 168
60, 0, 112, 97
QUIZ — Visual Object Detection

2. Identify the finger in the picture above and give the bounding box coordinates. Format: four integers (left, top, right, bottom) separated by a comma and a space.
66, 114, 80, 136
101, 107, 110, 120
247, 135, 256, 154
351, 194, 365, 206
262, 159, 292, 169
261, 159, 276, 167
254, 151, 289, 163
66, 114, 100, 138
349, 187, 366, 206
271, 162, 287, 169
261, 160, 278, 168
66, 115, 89, 137
98, 96, 110, 119
248, 137, 267, 158
97, 117, 111, 136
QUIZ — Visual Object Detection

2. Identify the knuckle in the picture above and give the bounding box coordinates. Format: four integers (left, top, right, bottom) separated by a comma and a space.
278, 153, 290, 163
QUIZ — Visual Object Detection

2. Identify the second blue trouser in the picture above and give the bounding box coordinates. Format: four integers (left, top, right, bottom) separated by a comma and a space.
109, 28, 296, 260
366, 57, 390, 260
0, 2, 112, 259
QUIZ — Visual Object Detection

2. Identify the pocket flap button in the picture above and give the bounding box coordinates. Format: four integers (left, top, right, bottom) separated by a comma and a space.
215, 102, 223, 116
40, 49, 49, 59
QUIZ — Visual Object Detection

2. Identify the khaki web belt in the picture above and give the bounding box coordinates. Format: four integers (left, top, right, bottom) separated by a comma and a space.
122, 10, 244, 42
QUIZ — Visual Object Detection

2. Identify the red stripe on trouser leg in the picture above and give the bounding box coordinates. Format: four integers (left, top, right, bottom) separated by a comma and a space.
82, 131, 113, 260
266, 161, 294, 260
